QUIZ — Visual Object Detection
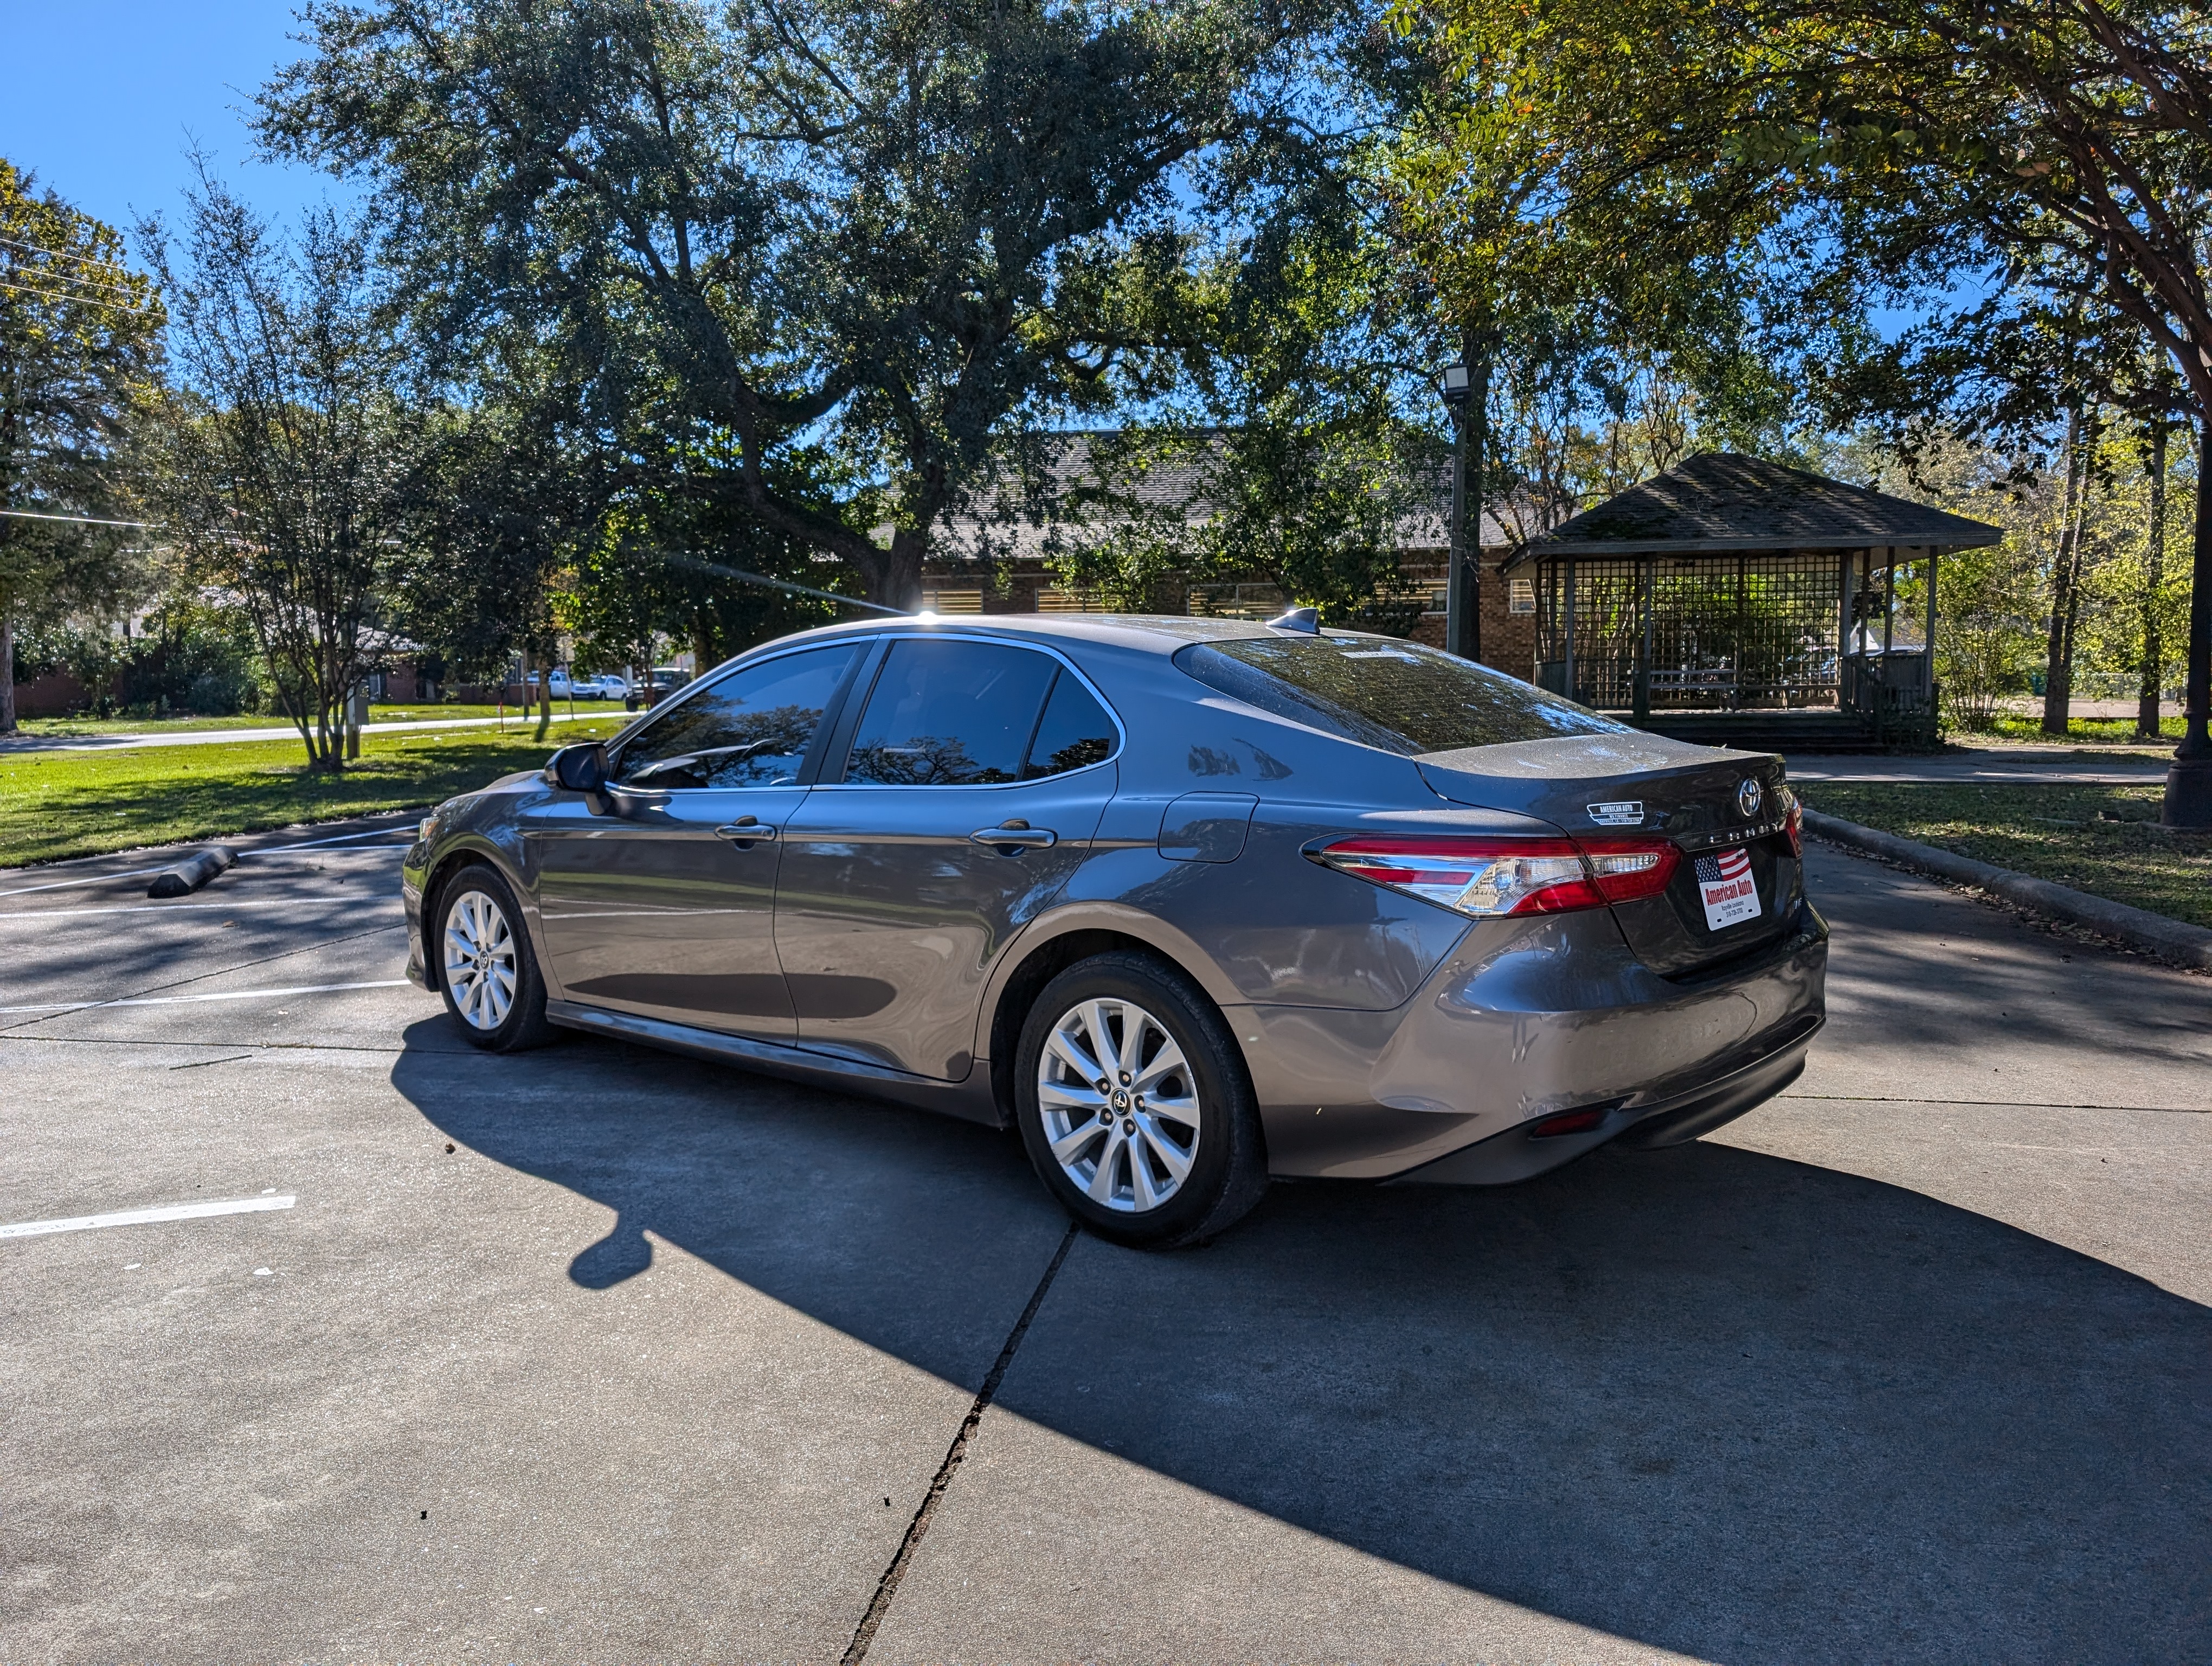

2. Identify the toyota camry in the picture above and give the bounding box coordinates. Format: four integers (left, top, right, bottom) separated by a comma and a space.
402, 613, 1826, 1247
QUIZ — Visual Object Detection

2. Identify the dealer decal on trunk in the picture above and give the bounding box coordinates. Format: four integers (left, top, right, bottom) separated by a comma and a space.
1694, 848, 1761, 931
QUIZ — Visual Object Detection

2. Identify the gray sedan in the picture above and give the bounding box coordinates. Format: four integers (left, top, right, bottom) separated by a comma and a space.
402, 614, 1825, 1247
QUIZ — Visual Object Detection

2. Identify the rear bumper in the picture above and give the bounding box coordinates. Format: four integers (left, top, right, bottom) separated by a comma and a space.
1388, 1012, 1817, 1186
1243, 901, 1828, 1180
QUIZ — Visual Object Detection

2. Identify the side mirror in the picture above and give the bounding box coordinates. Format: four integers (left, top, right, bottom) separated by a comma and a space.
550, 741, 609, 796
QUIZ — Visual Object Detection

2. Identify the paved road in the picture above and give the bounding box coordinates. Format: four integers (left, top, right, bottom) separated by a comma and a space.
2, 821, 2207, 1663
1786, 744, 2175, 786
0, 709, 618, 754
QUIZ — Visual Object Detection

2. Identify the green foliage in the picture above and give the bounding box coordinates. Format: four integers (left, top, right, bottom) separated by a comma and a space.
0, 158, 166, 729
145, 165, 415, 769
260, 0, 1305, 604
1396, 0, 2212, 437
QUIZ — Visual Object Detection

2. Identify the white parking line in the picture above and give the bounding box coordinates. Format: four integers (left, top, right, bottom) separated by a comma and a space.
0, 1194, 295, 1240
0, 898, 403, 921
266, 826, 420, 851
0, 980, 412, 1015
0, 864, 176, 899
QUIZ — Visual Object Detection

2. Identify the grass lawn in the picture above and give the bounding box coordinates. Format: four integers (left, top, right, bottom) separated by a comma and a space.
0, 718, 627, 868
1803, 779, 2212, 931
11, 701, 627, 738
1969, 713, 2185, 747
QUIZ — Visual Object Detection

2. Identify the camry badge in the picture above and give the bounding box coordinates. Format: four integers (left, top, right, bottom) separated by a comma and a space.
1587, 800, 1645, 827
1737, 778, 1764, 818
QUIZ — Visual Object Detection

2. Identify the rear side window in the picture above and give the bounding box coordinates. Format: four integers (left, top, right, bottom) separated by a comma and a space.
1174, 636, 1628, 755
843, 638, 1060, 785
612, 643, 858, 789
1022, 671, 1117, 779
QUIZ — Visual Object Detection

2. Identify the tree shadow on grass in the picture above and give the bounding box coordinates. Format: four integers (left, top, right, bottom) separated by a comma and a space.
393, 1020, 2211, 1666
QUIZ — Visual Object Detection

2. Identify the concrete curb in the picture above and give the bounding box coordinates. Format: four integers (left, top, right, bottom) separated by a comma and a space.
1801, 808, 2212, 971
147, 844, 238, 899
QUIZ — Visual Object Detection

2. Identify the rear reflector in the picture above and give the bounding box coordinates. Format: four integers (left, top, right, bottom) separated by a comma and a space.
1529, 1107, 1609, 1139
1312, 834, 1680, 918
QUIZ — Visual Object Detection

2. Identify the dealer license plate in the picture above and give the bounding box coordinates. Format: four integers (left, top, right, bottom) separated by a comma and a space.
1695, 848, 1761, 931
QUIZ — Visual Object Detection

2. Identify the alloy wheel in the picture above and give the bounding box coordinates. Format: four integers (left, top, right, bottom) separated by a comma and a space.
443, 888, 518, 1031
1036, 997, 1202, 1213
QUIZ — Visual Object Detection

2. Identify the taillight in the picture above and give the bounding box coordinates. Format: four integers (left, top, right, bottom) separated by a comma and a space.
1578, 836, 1681, 903
1312, 835, 1679, 919
1783, 790, 1804, 858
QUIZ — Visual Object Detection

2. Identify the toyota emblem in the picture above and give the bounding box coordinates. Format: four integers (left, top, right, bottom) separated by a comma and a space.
1737, 778, 1764, 818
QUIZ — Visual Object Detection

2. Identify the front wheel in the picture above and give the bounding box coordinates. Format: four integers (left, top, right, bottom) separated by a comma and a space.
1014, 952, 1266, 1249
435, 865, 557, 1052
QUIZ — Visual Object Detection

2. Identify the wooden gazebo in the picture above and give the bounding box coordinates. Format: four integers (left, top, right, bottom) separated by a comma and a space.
1504, 453, 2003, 751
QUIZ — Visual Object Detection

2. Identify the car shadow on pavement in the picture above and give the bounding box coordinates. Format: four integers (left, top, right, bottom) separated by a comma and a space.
392, 1021, 2210, 1666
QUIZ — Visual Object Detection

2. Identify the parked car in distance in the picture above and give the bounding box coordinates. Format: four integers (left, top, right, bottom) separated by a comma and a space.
623, 667, 694, 710
403, 613, 1825, 1248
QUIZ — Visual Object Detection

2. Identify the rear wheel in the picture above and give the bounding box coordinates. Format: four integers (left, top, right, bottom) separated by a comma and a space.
435, 865, 557, 1052
1014, 952, 1266, 1249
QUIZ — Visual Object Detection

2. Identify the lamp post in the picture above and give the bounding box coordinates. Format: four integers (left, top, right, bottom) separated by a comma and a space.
1441, 340, 1489, 663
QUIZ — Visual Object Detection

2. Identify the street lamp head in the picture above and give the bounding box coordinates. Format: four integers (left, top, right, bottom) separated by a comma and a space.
1439, 361, 1471, 403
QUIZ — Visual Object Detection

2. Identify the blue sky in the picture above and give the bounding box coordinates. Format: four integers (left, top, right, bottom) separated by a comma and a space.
0, 0, 345, 241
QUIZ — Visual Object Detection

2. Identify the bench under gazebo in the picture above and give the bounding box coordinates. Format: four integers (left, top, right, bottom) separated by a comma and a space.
1502, 452, 2003, 752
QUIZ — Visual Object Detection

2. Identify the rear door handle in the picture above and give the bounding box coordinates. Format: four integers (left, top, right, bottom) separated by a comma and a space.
968, 826, 1057, 850
714, 821, 779, 843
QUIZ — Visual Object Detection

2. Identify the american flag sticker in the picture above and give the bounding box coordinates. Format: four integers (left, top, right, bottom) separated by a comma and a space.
1695, 847, 1761, 931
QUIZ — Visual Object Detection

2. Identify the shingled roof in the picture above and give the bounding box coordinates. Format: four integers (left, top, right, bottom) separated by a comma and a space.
923, 430, 1521, 563
1504, 451, 2003, 565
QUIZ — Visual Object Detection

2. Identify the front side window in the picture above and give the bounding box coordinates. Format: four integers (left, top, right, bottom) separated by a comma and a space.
842, 638, 1095, 786
612, 643, 858, 790
1174, 635, 1629, 755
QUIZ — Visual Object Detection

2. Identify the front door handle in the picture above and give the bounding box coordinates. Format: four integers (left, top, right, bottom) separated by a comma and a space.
968, 824, 1057, 851
715, 819, 779, 844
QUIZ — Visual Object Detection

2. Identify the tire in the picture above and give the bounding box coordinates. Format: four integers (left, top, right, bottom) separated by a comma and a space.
1014, 951, 1267, 1249
433, 863, 558, 1052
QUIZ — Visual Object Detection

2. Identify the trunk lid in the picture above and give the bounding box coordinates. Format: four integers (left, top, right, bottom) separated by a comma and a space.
1416, 733, 1800, 977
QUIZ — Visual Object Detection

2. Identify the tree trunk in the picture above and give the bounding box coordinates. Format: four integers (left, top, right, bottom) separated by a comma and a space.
879, 527, 929, 612
2160, 416, 2212, 825
0, 612, 16, 734
2139, 424, 2168, 738
2041, 409, 2087, 736
536, 642, 552, 741
691, 613, 716, 682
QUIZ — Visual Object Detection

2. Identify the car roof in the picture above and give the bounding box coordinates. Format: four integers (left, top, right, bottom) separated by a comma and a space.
776, 612, 1368, 657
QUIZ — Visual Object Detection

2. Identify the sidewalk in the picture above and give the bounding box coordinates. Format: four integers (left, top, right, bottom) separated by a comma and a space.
1786, 744, 2174, 786
0, 709, 612, 755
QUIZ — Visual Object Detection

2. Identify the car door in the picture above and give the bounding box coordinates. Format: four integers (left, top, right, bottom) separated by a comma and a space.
774, 635, 1121, 1080
526, 640, 865, 1040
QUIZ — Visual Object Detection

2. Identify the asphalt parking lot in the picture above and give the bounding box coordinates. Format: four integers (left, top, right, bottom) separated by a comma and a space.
3, 817, 2207, 1664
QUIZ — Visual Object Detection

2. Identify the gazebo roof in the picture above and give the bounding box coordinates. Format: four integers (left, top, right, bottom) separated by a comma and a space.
1503, 452, 2004, 565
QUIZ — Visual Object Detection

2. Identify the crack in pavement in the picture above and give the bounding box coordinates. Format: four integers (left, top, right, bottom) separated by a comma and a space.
842, 1221, 1080, 1665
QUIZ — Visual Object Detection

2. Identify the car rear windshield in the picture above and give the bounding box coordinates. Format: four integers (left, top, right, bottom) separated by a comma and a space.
1173, 636, 1630, 755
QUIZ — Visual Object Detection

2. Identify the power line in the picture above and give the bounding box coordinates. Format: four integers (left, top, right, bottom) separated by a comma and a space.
0, 256, 146, 298
0, 509, 156, 528
653, 550, 906, 614
8, 268, 146, 300
0, 277, 153, 308
0, 234, 136, 278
